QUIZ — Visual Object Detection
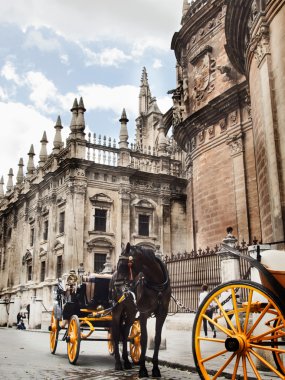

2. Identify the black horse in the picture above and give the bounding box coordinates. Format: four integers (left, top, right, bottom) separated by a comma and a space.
118, 243, 171, 378
109, 261, 137, 370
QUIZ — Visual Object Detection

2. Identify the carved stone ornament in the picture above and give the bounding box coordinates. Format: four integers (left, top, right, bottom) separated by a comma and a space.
227, 134, 244, 156
208, 125, 215, 139
219, 118, 227, 132
249, 26, 270, 67
198, 130, 205, 144
192, 52, 216, 109
191, 136, 197, 150
230, 111, 238, 125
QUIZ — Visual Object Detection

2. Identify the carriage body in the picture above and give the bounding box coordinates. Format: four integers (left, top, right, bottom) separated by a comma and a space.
192, 245, 285, 379
49, 271, 141, 365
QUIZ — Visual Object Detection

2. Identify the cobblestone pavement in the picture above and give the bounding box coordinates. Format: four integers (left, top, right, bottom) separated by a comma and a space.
0, 328, 206, 380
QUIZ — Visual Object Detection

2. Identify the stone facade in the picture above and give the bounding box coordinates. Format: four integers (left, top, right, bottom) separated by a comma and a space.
0, 70, 188, 327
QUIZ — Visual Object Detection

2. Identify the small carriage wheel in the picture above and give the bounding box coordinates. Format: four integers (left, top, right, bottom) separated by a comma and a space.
272, 315, 285, 374
129, 319, 141, 364
49, 310, 59, 354
192, 280, 285, 380
67, 315, 81, 364
107, 329, 114, 355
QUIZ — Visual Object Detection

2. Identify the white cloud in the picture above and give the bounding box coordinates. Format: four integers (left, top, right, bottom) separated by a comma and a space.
0, 102, 58, 184
81, 46, 132, 67
23, 29, 61, 52
1, 61, 22, 85
25, 71, 59, 113
0, 0, 183, 51
153, 59, 163, 69
60, 54, 69, 65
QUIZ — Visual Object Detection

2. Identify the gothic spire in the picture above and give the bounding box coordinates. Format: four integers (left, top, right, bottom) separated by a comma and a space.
119, 108, 129, 149
76, 97, 86, 137
0, 175, 4, 197
69, 98, 78, 136
27, 144, 35, 177
53, 116, 63, 153
7, 168, 14, 191
139, 67, 152, 115
39, 131, 48, 167
16, 158, 24, 184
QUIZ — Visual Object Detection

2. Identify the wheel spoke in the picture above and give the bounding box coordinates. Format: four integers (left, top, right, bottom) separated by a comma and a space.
243, 289, 253, 334
242, 355, 248, 380
200, 348, 229, 363
231, 288, 241, 333
212, 352, 236, 380
245, 352, 261, 379
249, 347, 285, 377
247, 302, 271, 337
232, 353, 241, 380
213, 296, 237, 334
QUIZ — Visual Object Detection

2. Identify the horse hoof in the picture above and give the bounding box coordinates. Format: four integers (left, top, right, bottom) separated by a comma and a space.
139, 367, 149, 378
124, 360, 132, 370
152, 367, 161, 377
115, 362, 123, 371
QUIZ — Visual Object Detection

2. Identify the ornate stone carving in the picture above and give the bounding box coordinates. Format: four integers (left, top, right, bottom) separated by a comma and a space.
249, 25, 270, 66
208, 125, 215, 139
229, 111, 238, 125
227, 134, 244, 156
219, 118, 227, 133
198, 130, 205, 144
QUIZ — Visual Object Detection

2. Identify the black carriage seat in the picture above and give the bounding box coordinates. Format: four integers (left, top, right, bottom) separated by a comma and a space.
81, 273, 112, 310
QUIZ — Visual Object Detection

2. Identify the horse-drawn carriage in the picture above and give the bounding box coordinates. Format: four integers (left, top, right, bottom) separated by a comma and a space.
49, 270, 141, 365
193, 244, 285, 379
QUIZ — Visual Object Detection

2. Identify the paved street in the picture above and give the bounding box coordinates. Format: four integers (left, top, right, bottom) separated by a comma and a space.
0, 327, 201, 380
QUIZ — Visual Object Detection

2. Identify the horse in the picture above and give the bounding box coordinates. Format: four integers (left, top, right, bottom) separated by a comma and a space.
118, 243, 171, 378
109, 263, 137, 370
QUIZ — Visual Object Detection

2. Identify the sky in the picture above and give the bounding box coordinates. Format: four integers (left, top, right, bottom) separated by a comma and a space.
0, 0, 185, 189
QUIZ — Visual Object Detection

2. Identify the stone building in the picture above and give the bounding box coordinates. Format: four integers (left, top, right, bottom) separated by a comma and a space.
0, 69, 187, 327
169, 0, 285, 249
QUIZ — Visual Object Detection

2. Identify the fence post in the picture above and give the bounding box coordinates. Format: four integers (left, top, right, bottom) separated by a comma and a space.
219, 227, 241, 283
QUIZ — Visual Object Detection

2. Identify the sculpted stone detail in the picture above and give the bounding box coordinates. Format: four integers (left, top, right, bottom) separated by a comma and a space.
227, 134, 244, 156
208, 125, 215, 139
229, 111, 238, 125
192, 52, 216, 110
219, 118, 227, 133
198, 130, 205, 144
191, 136, 197, 151
249, 25, 270, 66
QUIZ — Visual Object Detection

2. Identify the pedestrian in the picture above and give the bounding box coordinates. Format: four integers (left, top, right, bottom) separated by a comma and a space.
17, 315, 26, 330
199, 284, 216, 338
219, 289, 234, 330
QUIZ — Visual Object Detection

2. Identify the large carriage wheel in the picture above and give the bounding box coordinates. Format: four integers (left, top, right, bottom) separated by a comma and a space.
129, 319, 141, 364
49, 310, 59, 354
273, 315, 285, 374
66, 315, 81, 364
192, 280, 285, 379
107, 329, 114, 355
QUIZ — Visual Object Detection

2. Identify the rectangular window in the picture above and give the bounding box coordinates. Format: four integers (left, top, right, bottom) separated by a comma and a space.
43, 220, 49, 240
139, 214, 149, 236
94, 209, 107, 232
59, 212, 65, 234
40, 261, 46, 282
27, 259, 32, 281
94, 253, 107, 273
30, 228, 34, 247
56, 256, 62, 279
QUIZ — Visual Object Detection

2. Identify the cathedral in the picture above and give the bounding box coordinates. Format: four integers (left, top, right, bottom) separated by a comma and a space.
0, 0, 284, 327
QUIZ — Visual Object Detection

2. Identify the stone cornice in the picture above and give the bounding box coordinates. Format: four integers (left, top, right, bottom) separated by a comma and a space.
173, 81, 248, 150
171, 0, 225, 64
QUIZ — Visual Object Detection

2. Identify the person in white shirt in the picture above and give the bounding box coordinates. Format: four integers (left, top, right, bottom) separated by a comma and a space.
199, 284, 216, 338
219, 290, 234, 330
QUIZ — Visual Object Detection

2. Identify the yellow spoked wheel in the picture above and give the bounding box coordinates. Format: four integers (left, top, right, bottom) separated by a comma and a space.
273, 316, 285, 374
107, 329, 114, 355
49, 310, 59, 354
192, 280, 285, 379
129, 319, 141, 364
66, 315, 81, 364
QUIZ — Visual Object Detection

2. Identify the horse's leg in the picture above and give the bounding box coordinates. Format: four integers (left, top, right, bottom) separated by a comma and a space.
112, 314, 123, 370
139, 314, 149, 378
121, 322, 132, 369
151, 312, 167, 378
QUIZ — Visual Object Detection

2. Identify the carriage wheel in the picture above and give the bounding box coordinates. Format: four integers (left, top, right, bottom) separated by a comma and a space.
49, 310, 59, 354
66, 315, 81, 364
273, 315, 285, 374
107, 329, 114, 355
192, 280, 285, 379
129, 319, 141, 364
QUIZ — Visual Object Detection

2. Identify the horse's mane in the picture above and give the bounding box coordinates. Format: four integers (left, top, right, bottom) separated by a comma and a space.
132, 246, 156, 261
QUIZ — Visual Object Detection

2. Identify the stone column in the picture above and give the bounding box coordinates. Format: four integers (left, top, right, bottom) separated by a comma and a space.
29, 296, 42, 329
219, 227, 241, 283
227, 133, 249, 243
0, 298, 9, 326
